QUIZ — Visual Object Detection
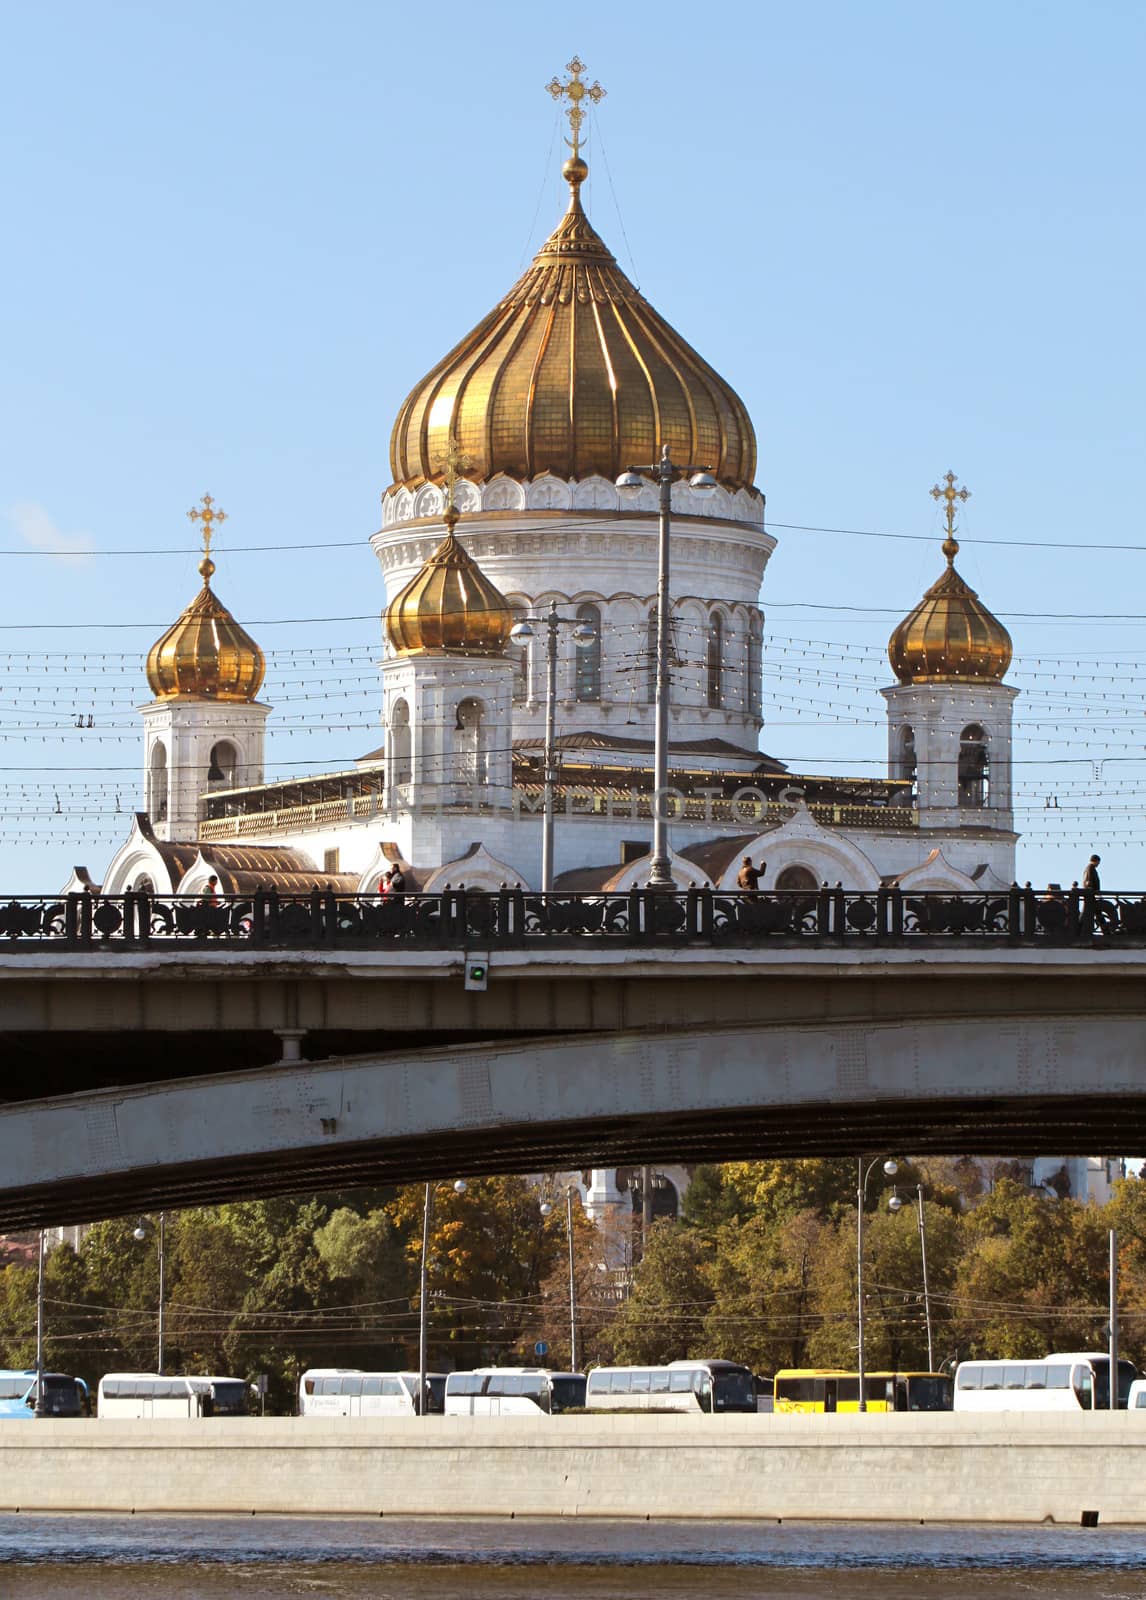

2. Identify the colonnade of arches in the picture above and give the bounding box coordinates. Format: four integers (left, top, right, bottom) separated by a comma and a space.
504, 593, 765, 718
894, 721, 992, 808
146, 736, 245, 825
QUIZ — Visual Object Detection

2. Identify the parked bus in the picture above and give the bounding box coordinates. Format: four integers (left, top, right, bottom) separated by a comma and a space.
298, 1368, 447, 1417
585, 1359, 757, 1414
0, 1369, 88, 1419
444, 1368, 587, 1416
198, 1375, 252, 1416
97, 1374, 217, 1418
954, 1353, 1138, 1412
773, 1369, 953, 1413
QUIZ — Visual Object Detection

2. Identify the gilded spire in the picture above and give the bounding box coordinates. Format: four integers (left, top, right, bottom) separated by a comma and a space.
188, 492, 227, 583
545, 55, 606, 167
930, 471, 970, 565
388, 66, 755, 495
438, 433, 472, 532
887, 472, 1011, 685
147, 498, 265, 701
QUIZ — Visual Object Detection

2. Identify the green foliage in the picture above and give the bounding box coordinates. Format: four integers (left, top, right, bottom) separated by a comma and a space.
610, 1221, 713, 1365
3, 1161, 1142, 1408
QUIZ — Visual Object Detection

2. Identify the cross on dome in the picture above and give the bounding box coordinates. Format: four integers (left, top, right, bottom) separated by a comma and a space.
545, 56, 606, 163
436, 433, 473, 526
188, 493, 227, 582
930, 471, 970, 563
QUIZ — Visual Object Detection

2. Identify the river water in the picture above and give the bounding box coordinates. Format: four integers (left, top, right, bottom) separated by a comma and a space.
2, 1517, 1145, 1599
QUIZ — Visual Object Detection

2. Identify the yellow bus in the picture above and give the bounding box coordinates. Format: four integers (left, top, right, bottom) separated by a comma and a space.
773, 1368, 953, 1413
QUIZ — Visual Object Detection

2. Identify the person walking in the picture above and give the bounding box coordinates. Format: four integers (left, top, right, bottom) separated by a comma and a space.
1082, 854, 1114, 934
388, 863, 407, 904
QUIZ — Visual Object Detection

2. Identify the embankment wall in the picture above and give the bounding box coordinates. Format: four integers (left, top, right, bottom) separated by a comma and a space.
2, 1413, 1144, 1522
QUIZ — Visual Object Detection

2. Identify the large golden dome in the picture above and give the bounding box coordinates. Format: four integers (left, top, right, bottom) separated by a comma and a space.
888, 535, 1012, 685
385, 512, 514, 656
389, 157, 756, 494
146, 552, 266, 702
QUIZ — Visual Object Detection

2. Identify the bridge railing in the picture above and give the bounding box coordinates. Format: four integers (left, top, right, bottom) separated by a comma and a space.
0, 885, 1143, 951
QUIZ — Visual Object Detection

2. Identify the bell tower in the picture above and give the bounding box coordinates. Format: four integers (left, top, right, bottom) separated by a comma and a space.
883, 475, 1017, 841
141, 495, 270, 839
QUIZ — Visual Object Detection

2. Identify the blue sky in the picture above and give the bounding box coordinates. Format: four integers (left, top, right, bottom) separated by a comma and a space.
2, 0, 1143, 893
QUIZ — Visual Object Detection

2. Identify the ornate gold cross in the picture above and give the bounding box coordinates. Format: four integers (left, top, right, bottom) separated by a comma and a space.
188, 492, 227, 557
931, 471, 969, 558
545, 56, 606, 160
437, 434, 473, 522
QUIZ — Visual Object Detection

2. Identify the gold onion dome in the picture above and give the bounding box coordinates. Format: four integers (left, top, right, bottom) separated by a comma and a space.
388, 156, 756, 493
385, 512, 514, 656
888, 475, 1012, 684
146, 496, 266, 701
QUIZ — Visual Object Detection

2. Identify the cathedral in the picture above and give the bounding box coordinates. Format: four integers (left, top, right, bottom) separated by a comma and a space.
82, 66, 1019, 917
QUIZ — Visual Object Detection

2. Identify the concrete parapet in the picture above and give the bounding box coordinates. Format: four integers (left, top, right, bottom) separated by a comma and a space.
2, 1413, 1145, 1522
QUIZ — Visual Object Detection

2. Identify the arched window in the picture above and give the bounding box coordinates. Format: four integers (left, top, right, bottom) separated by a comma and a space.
706, 613, 724, 708
390, 698, 411, 785
747, 617, 763, 718
207, 740, 239, 789
899, 726, 918, 799
959, 724, 989, 808
148, 741, 168, 822
454, 698, 484, 784
132, 874, 155, 895
775, 864, 820, 892
575, 603, 601, 702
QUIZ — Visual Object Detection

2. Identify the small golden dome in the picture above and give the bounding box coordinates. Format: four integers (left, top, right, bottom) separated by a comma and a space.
389, 159, 756, 494
146, 552, 266, 701
888, 541, 1012, 684
386, 515, 514, 656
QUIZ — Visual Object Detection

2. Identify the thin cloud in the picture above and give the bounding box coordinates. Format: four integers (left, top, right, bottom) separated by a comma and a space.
8, 502, 95, 566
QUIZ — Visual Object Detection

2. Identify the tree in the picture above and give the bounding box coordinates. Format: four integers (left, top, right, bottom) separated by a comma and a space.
714, 1159, 860, 1228
609, 1222, 713, 1365
800, 1200, 962, 1373
385, 1176, 567, 1368
701, 1208, 828, 1376
951, 1180, 1109, 1359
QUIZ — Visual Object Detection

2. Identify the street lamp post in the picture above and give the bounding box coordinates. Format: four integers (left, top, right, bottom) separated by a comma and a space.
418, 1178, 467, 1417
857, 1157, 898, 1412
510, 604, 596, 891
889, 1183, 934, 1373
540, 1184, 580, 1372
617, 445, 717, 887
133, 1211, 167, 1374
33, 1229, 46, 1415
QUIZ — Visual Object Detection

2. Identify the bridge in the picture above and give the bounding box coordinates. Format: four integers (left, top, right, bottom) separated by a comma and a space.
2, 885, 1144, 1229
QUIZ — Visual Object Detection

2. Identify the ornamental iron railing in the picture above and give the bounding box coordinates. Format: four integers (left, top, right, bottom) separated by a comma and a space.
0, 886, 1141, 951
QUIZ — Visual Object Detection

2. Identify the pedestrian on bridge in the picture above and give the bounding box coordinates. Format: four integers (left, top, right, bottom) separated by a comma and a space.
1082, 854, 1115, 934
737, 857, 764, 896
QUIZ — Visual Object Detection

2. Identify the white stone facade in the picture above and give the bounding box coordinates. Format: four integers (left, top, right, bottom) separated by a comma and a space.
373, 476, 773, 756
141, 697, 270, 841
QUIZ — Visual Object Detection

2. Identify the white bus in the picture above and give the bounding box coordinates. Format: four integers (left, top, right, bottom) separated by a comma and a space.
954, 1352, 1139, 1412
298, 1368, 447, 1417
97, 1373, 215, 1418
444, 1367, 587, 1416
585, 1358, 757, 1414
